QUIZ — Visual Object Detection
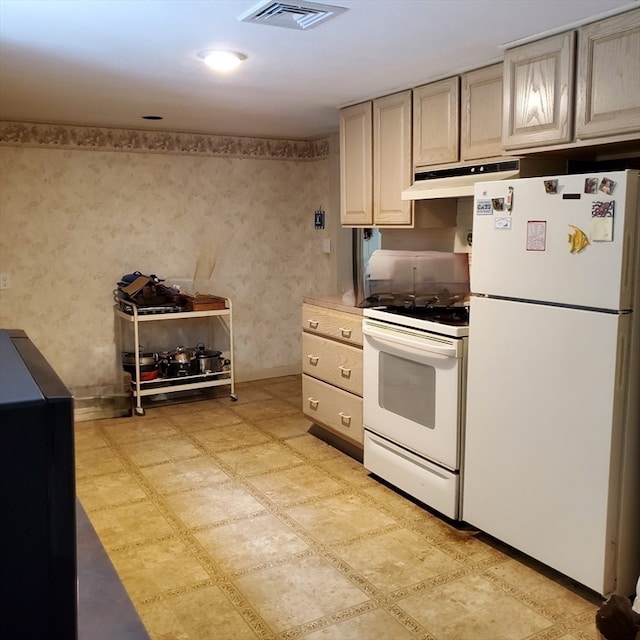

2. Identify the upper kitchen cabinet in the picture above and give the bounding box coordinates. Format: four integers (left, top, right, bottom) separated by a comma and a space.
373, 90, 413, 226
502, 32, 575, 150
340, 90, 413, 227
340, 101, 372, 226
413, 77, 460, 167
575, 9, 640, 140
461, 64, 504, 161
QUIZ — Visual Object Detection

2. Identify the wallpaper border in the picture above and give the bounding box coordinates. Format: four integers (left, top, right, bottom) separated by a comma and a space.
0, 121, 329, 161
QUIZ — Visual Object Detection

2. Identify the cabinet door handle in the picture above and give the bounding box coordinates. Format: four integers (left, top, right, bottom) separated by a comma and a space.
339, 366, 351, 378
339, 327, 352, 338
307, 355, 319, 365
338, 412, 351, 426
308, 320, 319, 329
308, 397, 319, 409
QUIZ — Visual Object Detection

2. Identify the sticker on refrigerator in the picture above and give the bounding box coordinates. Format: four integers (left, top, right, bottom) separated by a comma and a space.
491, 198, 505, 212
568, 225, 590, 253
544, 179, 558, 194
590, 200, 614, 242
495, 217, 512, 230
526, 221, 546, 251
476, 199, 493, 215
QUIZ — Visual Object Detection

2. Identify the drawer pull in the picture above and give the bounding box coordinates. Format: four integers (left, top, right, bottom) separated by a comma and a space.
308, 320, 319, 329
339, 366, 351, 378
307, 355, 319, 366
308, 397, 319, 410
339, 327, 352, 338
338, 412, 352, 426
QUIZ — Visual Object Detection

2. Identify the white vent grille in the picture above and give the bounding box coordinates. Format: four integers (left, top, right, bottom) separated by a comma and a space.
238, 0, 347, 30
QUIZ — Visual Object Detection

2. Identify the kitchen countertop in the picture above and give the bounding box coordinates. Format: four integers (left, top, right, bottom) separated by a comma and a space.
303, 294, 364, 316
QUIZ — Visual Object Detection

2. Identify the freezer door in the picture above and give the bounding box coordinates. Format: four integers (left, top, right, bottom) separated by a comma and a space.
471, 170, 638, 310
463, 296, 631, 595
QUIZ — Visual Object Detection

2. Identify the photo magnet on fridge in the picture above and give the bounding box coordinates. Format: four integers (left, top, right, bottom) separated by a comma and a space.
599, 177, 616, 195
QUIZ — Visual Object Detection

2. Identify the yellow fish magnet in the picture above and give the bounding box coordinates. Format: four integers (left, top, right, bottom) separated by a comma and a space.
568, 225, 590, 253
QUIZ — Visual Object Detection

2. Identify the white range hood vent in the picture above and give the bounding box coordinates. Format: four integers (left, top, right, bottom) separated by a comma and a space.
402, 160, 521, 201
238, 0, 347, 30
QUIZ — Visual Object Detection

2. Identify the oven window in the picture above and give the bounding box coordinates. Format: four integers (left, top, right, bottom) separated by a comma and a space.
379, 352, 435, 429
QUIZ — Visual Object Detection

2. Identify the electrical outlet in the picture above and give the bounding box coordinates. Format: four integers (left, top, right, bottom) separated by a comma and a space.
0, 273, 10, 290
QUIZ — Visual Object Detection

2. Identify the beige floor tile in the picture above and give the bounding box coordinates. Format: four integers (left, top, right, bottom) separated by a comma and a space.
216, 441, 305, 475
101, 416, 180, 444
195, 513, 310, 574
485, 559, 598, 620
234, 554, 369, 633
260, 377, 302, 399
75, 445, 126, 478
333, 527, 463, 592
285, 493, 398, 544
164, 405, 243, 431
140, 456, 229, 495
255, 414, 314, 439
231, 397, 301, 422
284, 433, 346, 460
301, 607, 418, 640
244, 465, 345, 505
76, 470, 147, 509
119, 434, 203, 467
108, 537, 211, 602
229, 384, 275, 405
85, 500, 176, 549
137, 585, 261, 640
316, 454, 378, 487
74, 422, 110, 451
192, 422, 271, 452
396, 573, 553, 640
164, 482, 265, 528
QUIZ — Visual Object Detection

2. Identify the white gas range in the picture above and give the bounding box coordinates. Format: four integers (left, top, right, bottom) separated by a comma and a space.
361, 253, 470, 520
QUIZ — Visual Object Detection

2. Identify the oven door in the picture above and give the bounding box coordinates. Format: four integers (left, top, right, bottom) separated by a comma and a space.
362, 318, 466, 471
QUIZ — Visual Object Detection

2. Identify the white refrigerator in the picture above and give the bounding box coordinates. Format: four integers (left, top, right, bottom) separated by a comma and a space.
463, 170, 640, 596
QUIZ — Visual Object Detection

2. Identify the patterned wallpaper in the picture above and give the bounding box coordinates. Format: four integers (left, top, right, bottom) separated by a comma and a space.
0, 122, 336, 401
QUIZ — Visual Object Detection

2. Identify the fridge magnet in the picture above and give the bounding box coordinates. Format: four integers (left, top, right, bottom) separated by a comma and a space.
590, 201, 615, 242
599, 177, 616, 195
491, 197, 504, 212
568, 225, 590, 253
526, 220, 546, 251
584, 177, 598, 194
495, 217, 512, 230
544, 179, 558, 194
506, 186, 514, 211
476, 199, 493, 215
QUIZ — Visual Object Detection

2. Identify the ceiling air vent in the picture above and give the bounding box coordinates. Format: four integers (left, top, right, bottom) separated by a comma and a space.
238, 0, 347, 30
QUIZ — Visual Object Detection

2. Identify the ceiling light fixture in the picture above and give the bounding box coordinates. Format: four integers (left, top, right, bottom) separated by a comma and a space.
198, 50, 246, 72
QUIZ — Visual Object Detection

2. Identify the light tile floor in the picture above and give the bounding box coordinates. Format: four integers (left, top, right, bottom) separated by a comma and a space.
75, 375, 602, 640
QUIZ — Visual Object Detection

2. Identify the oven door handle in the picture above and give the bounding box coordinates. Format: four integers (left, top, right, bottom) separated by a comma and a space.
363, 324, 458, 358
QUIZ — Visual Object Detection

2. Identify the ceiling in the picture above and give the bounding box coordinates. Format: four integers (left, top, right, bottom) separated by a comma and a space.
0, 0, 636, 140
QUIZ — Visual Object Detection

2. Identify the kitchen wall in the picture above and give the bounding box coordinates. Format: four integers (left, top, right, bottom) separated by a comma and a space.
0, 122, 337, 408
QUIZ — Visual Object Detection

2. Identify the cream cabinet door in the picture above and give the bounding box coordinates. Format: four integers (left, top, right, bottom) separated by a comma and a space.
461, 63, 504, 161
340, 102, 372, 226
373, 90, 413, 226
503, 31, 575, 149
576, 9, 640, 140
413, 77, 460, 167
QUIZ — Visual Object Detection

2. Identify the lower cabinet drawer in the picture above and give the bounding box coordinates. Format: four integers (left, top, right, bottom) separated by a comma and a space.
302, 332, 362, 395
302, 375, 363, 446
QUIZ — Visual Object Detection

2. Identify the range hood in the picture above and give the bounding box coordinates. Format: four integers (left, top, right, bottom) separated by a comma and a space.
402, 160, 521, 201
